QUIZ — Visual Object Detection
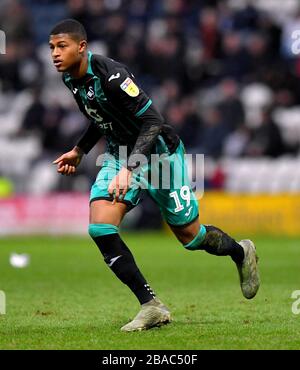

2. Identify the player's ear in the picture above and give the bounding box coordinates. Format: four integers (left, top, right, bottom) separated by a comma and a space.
78, 40, 87, 54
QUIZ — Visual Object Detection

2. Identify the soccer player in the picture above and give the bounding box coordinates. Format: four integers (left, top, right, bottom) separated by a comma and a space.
50, 19, 260, 332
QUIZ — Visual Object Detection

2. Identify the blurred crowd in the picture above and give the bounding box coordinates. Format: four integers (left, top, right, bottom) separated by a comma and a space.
1, 0, 300, 196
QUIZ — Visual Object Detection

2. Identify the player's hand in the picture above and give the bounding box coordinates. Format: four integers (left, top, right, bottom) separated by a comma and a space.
108, 167, 132, 204
52, 146, 83, 176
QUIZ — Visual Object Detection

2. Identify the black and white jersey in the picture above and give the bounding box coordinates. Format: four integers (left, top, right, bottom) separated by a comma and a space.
62, 52, 179, 163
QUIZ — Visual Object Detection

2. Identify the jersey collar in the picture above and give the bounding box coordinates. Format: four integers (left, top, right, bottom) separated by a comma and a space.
86, 51, 93, 76
66, 51, 94, 83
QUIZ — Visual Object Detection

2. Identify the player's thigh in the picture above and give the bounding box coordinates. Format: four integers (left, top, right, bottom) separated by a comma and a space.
90, 156, 141, 220
148, 140, 200, 232
90, 200, 127, 226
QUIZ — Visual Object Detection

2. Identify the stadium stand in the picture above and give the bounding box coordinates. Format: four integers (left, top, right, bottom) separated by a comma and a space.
1, 0, 300, 195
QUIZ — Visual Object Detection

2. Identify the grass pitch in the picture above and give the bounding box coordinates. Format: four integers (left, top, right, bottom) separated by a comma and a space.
0, 232, 299, 350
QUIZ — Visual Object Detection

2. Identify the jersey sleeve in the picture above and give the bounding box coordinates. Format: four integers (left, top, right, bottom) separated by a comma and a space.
76, 122, 103, 154
104, 67, 164, 168
104, 67, 150, 116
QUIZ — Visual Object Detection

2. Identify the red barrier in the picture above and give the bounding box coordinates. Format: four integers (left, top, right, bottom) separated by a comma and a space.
0, 193, 90, 235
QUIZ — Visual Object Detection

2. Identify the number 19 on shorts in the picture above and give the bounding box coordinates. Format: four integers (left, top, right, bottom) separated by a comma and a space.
170, 186, 191, 212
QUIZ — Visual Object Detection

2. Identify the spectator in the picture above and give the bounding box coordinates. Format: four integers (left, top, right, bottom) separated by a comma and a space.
198, 7, 221, 61
221, 31, 249, 80
245, 107, 285, 157
165, 96, 202, 150
19, 87, 46, 136
198, 106, 229, 158
218, 78, 245, 131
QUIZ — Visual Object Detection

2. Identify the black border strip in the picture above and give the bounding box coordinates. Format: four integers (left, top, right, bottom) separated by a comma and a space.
167, 214, 199, 228
90, 196, 135, 211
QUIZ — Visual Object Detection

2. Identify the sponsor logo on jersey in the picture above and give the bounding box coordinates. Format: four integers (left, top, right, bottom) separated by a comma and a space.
84, 106, 113, 131
87, 86, 95, 100
120, 77, 139, 97
85, 106, 103, 122
72, 87, 78, 94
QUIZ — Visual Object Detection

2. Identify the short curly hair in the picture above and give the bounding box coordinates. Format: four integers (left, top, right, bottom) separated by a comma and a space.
50, 19, 87, 41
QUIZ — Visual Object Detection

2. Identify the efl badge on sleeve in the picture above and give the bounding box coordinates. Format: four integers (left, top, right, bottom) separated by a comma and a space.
120, 77, 139, 97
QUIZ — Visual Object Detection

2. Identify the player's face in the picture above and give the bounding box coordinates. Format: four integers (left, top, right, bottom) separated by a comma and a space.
49, 34, 85, 72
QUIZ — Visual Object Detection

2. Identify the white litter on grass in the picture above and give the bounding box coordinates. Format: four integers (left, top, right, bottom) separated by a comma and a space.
9, 253, 30, 268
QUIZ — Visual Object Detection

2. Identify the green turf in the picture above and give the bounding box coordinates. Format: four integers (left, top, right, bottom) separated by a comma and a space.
0, 232, 299, 349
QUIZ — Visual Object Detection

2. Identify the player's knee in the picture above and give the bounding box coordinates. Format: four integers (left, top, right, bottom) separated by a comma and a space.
88, 223, 119, 239
183, 224, 207, 251
175, 228, 197, 245
171, 220, 203, 246
88, 223, 121, 260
